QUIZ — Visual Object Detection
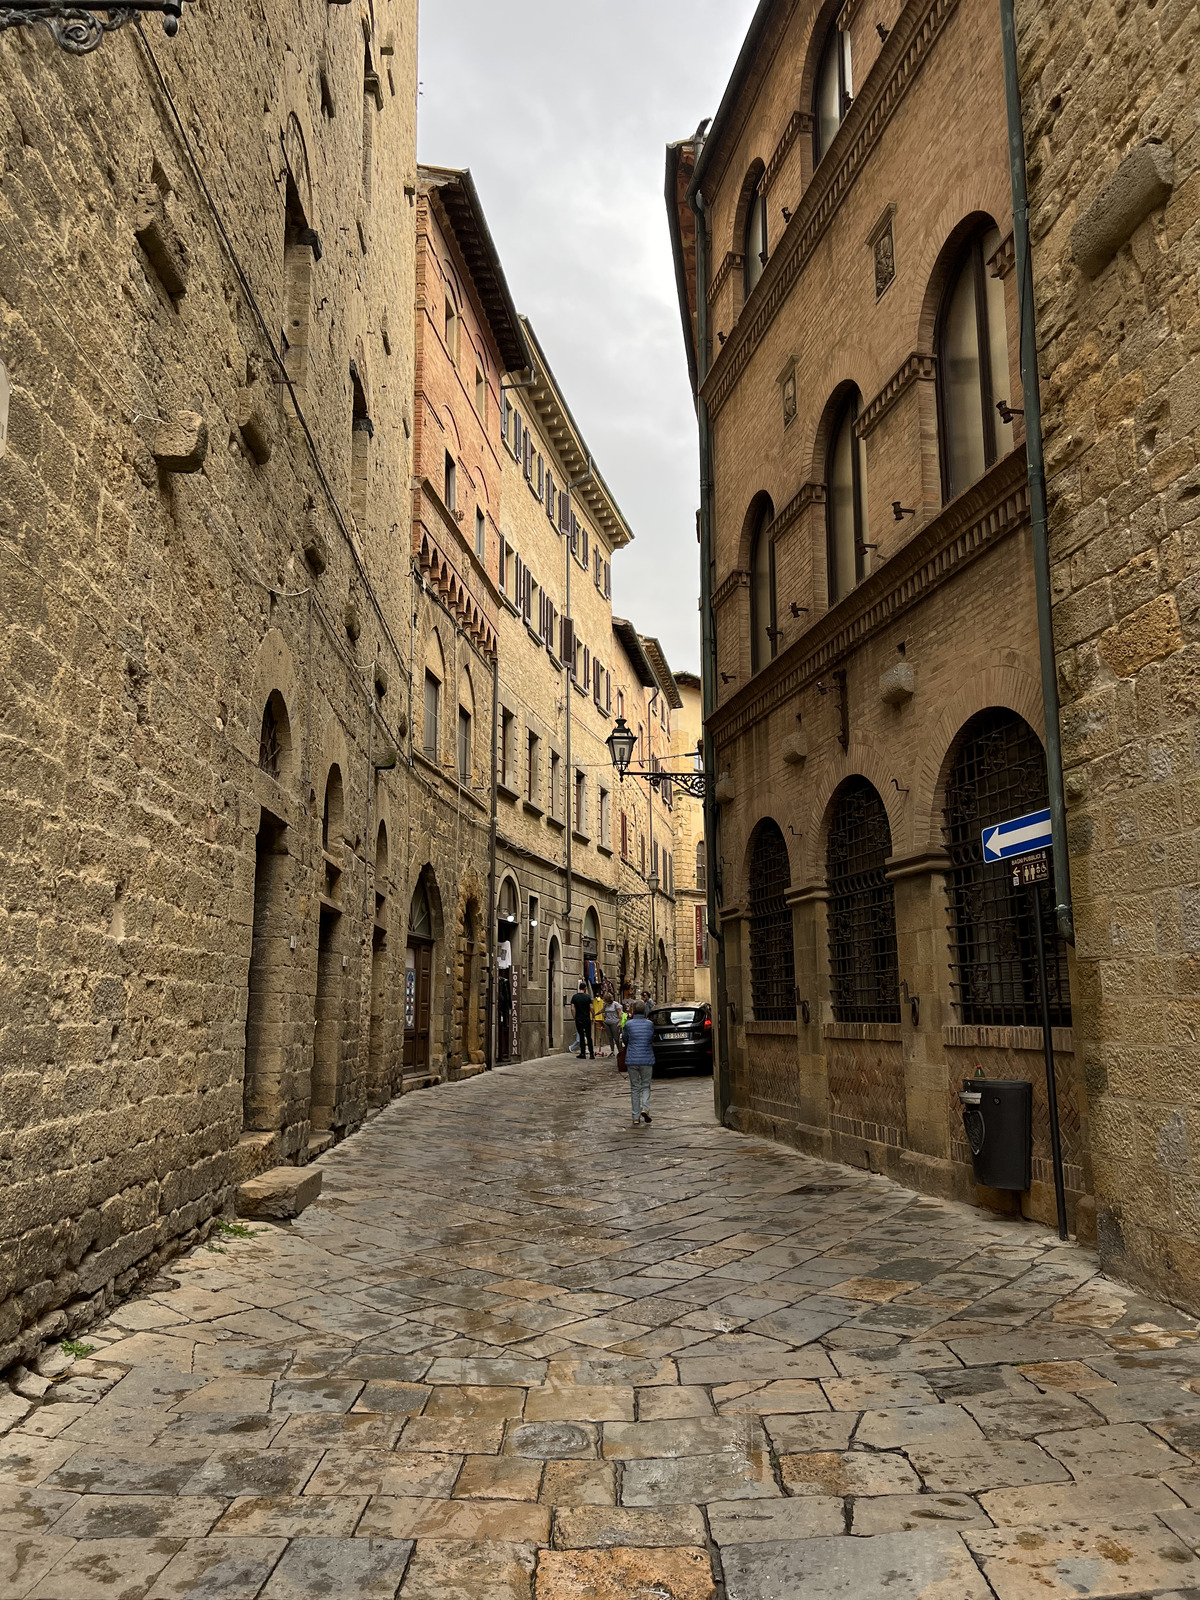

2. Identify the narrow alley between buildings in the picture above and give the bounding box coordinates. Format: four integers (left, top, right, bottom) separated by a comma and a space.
5, 1057, 1200, 1599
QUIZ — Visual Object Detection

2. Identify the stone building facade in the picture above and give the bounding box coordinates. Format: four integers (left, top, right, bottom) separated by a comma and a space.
669, 0, 1090, 1231
671, 672, 711, 1005
0, 2, 419, 1366
1017, 0, 1200, 1299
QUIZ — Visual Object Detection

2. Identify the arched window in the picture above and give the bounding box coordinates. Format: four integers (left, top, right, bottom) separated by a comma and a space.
813, 21, 852, 166
696, 839, 707, 894
749, 498, 776, 673
943, 709, 1070, 1026
409, 878, 433, 940
322, 765, 343, 854
743, 172, 768, 299
826, 779, 900, 1023
259, 691, 290, 779
826, 389, 868, 605
749, 820, 795, 1020
936, 222, 1013, 501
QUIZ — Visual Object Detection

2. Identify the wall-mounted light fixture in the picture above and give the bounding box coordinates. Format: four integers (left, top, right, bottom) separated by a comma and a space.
997, 400, 1024, 424
2, 2, 196, 53
892, 501, 916, 522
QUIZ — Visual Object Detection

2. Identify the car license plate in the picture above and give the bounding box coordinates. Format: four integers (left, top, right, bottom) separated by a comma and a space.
662, 1031, 686, 1041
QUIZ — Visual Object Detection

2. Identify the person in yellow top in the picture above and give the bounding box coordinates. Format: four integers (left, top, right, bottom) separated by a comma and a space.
591, 991, 608, 1055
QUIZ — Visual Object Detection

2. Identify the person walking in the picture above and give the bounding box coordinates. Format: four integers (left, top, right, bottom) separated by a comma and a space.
591, 990, 607, 1055
570, 981, 596, 1059
602, 993, 622, 1058
621, 1001, 655, 1126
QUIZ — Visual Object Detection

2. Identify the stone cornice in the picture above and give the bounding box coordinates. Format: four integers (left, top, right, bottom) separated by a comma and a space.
707, 250, 745, 307
702, 0, 962, 420
987, 230, 1016, 280
708, 450, 1028, 743
771, 480, 826, 541
713, 568, 750, 610
855, 352, 938, 439
763, 109, 811, 195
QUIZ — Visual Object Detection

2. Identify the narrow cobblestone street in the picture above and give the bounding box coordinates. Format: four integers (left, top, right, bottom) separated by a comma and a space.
5, 1056, 1200, 1598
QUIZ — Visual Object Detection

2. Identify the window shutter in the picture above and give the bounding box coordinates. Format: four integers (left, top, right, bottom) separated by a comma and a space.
513, 412, 522, 461
569, 512, 578, 554
523, 567, 532, 623
605, 671, 612, 712
560, 615, 574, 668
537, 454, 544, 499
501, 390, 510, 444
605, 561, 611, 599
583, 645, 591, 691
581, 522, 589, 566
546, 473, 555, 521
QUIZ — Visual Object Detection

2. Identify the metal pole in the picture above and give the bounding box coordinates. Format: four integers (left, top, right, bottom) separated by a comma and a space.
1032, 886, 1069, 1239
486, 653, 499, 1070
998, 0, 1073, 947
648, 774, 657, 1000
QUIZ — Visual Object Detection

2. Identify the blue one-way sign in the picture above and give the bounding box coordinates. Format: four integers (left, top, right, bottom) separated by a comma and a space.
982, 807, 1053, 863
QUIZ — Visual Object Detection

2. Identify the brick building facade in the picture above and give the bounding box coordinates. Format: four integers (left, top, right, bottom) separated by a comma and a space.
669, 0, 1090, 1231
1017, 0, 1200, 1301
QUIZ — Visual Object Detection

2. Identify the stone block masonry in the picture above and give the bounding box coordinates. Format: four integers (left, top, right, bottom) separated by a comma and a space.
1017, 0, 1200, 1309
0, 2, 420, 1368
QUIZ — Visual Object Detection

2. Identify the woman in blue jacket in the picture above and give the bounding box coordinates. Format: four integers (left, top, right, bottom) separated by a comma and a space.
621, 1002, 656, 1126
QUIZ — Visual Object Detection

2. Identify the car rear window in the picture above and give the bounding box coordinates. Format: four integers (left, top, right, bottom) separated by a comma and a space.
653, 1009, 702, 1026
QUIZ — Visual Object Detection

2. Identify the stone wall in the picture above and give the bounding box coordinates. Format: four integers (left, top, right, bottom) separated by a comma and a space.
0, 0, 418, 1368
1017, 0, 1200, 1301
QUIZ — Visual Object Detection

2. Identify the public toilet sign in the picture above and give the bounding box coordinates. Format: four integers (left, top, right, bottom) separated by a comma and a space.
981, 806, 1052, 863
1011, 850, 1050, 888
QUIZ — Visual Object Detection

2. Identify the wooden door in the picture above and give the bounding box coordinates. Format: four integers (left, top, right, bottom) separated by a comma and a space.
404, 939, 432, 1072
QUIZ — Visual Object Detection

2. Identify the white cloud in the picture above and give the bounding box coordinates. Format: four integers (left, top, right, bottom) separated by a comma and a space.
417, 0, 759, 673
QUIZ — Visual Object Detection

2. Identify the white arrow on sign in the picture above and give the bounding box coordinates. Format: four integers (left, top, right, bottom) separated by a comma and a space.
981, 807, 1053, 863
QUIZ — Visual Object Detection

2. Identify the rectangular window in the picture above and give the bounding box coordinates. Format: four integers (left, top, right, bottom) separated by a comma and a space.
639, 836, 646, 875
546, 472, 555, 522
599, 787, 609, 847
695, 904, 709, 967
524, 430, 533, 480
526, 731, 539, 804
653, 839, 660, 879
475, 508, 485, 560
550, 751, 561, 818
457, 707, 471, 784
444, 451, 456, 513
605, 671, 612, 713
423, 672, 440, 758
513, 411, 523, 461
501, 388, 510, 445
574, 771, 586, 834
604, 560, 611, 599
537, 454, 544, 499
475, 368, 486, 418
620, 811, 629, 859
501, 709, 514, 789
528, 895, 539, 980
499, 539, 508, 594
582, 646, 591, 693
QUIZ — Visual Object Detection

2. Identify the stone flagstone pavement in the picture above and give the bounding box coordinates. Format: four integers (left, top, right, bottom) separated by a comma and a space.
5, 1054, 1200, 1598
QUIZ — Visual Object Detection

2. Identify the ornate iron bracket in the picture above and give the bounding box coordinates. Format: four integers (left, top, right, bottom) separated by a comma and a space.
0, 0, 191, 52
617, 767, 713, 801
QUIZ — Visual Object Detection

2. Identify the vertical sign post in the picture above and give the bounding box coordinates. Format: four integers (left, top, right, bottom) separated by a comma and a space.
1011, 850, 1069, 1240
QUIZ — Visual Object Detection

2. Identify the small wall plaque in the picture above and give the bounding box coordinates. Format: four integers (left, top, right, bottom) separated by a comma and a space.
779, 358, 798, 429
867, 204, 897, 301
0, 359, 9, 458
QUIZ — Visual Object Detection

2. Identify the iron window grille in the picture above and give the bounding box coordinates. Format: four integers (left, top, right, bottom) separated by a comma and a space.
943, 709, 1071, 1026
826, 778, 901, 1024
749, 820, 795, 1020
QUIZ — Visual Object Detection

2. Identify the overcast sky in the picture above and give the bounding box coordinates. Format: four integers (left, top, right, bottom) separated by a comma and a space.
417, 0, 760, 676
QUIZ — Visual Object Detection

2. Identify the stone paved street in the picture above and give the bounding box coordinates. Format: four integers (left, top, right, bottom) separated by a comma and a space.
5, 1056, 1200, 1598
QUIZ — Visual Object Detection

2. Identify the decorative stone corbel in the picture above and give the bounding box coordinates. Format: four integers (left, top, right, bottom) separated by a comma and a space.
152, 409, 207, 473
237, 379, 274, 465
782, 731, 808, 765
1071, 142, 1175, 278
880, 660, 915, 706
134, 185, 189, 298
715, 773, 736, 805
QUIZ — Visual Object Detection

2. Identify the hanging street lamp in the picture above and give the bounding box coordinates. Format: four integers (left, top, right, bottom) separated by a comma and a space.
604, 714, 713, 799
0, 1, 193, 53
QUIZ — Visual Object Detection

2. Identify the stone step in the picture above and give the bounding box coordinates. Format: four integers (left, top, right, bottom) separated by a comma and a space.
235, 1166, 323, 1220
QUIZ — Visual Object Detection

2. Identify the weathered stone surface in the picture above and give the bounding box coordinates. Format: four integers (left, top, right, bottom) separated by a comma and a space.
398, 1539, 537, 1600
779, 1449, 921, 1497
721, 1531, 993, 1600
980, 1474, 1186, 1529
707, 1496, 844, 1544
235, 1170, 323, 1221
535, 1546, 715, 1599
152, 409, 208, 474
552, 1505, 708, 1549
258, 1537, 414, 1599
850, 1492, 990, 1535
966, 1518, 1200, 1598
144, 1537, 288, 1600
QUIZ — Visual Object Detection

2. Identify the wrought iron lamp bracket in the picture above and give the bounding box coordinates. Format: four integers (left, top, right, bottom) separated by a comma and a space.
0, 0, 192, 52
620, 766, 712, 800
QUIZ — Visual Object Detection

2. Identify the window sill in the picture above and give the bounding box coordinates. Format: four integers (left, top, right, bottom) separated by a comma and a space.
597, 843, 613, 857
944, 1023, 1074, 1054
497, 781, 519, 804
526, 621, 543, 645
572, 829, 591, 846
501, 595, 520, 617
546, 814, 566, 832
746, 1019, 798, 1037
522, 800, 545, 818
824, 1021, 902, 1043
571, 679, 586, 696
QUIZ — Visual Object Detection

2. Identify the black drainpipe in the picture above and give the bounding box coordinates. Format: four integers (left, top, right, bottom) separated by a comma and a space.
999, 0, 1074, 944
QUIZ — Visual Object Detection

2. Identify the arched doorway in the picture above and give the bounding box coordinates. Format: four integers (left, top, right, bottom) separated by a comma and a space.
583, 906, 600, 991
368, 823, 389, 1105
404, 877, 435, 1077
497, 878, 520, 1062
547, 936, 560, 1049
460, 900, 482, 1064
657, 938, 669, 1003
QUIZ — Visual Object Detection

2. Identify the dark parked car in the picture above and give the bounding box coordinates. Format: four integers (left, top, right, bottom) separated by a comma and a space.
648, 1003, 713, 1075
